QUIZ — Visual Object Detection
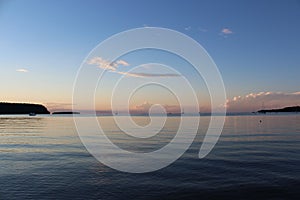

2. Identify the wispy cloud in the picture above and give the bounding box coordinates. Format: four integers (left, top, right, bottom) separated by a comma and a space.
115, 60, 129, 66
226, 91, 300, 112
220, 28, 233, 38
221, 28, 233, 34
112, 71, 180, 78
184, 26, 191, 31
16, 68, 28, 73
88, 56, 180, 78
87, 57, 128, 71
198, 27, 208, 32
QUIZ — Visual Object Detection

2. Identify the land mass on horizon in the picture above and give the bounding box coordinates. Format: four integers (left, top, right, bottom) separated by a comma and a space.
0, 102, 50, 114
257, 106, 300, 113
52, 111, 80, 115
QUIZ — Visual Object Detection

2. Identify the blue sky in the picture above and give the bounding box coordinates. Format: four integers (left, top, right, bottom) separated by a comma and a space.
1, 0, 300, 112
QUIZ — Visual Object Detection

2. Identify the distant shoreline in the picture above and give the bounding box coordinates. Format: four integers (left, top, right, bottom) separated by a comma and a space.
257, 106, 300, 114
0, 102, 49, 115
0, 112, 300, 117
1, 102, 299, 116
52, 112, 80, 115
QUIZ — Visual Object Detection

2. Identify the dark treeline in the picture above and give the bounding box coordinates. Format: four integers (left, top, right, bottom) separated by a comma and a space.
52, 112, 80, 115
258, 106, 300, 113
0, 102, 50, 114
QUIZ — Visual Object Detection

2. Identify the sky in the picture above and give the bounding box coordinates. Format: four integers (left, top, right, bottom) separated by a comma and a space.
0, 0, 300, 113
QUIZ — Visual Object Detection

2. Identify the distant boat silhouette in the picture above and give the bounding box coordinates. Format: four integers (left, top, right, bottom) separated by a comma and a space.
167, 112, 182, 116
29, 112, 36, 116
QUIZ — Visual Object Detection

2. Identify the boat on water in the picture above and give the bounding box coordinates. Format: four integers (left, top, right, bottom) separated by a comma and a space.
29, 112, 36, 116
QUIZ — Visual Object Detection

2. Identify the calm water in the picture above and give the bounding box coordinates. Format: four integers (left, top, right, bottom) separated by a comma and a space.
0, 115, 299, 199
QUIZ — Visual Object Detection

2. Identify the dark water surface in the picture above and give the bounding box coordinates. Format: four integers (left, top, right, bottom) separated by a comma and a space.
0, 115, 299, 199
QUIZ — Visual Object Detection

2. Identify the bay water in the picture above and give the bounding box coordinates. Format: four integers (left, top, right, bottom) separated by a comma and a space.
0, 115, 299, 199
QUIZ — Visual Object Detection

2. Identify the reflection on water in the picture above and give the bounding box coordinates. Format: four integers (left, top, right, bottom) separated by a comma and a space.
0, 117, 45, 134
0, 116, 80, 154
0, 115, 299, 199
98, 117, 182, 153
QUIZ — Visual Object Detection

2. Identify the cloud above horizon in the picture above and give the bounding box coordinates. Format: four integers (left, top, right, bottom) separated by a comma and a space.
113, 71, 180, 78
198, 27, 208, 32
184, 26, 191, 31
88, 56, 180, 78
134, 101, 180, 113
87, 57, 129, 71
16, 68, 28, 73
226, 91, 300, 112
221, 28, 233, 34
220, 28, 233, 38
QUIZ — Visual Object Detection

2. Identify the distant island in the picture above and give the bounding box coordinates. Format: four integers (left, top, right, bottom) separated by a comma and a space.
0, 102, 50, 114
257, 106, 300, 114
52, 111, 80, 115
